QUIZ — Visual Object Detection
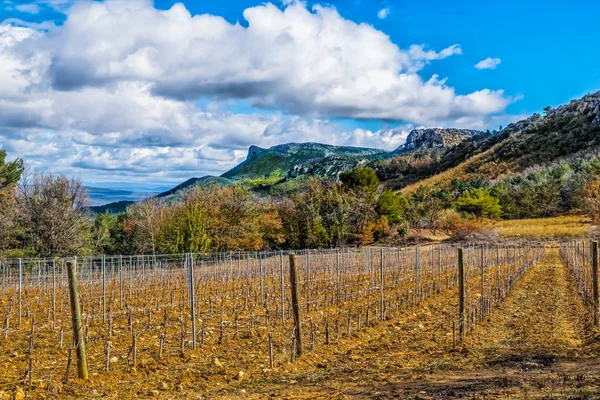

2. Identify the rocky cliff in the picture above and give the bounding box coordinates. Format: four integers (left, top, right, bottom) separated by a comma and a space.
392, 128, 482, 155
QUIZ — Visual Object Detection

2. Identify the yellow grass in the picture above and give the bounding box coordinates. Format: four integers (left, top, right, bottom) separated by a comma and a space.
492, 215, 593, 239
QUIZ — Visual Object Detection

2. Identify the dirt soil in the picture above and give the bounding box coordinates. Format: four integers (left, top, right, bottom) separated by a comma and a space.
3, 248, 600, 399
226, 248, 600, 399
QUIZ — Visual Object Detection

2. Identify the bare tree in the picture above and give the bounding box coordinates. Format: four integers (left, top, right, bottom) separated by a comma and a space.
18, 171, 92, 257
125, 198, 162, 254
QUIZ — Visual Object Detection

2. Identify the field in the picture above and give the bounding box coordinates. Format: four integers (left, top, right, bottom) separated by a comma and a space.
492, 215, 593, 239
1, 242, 599, 399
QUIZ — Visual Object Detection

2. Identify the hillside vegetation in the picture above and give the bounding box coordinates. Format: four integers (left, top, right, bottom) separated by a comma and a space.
3, 92, 600, 257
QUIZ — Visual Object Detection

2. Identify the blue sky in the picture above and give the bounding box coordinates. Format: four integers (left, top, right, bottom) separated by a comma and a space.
1, 0, 599, 196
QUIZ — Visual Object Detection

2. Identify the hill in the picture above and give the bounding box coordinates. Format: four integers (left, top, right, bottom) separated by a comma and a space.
394, 91, 600, 193
86, 129, 501, 211
221, 142, 388, 181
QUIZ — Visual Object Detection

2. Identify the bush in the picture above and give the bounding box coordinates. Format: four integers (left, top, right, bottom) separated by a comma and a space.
436, 210, 494, 241
339, 167, 379, 194
454, 189, 502, 219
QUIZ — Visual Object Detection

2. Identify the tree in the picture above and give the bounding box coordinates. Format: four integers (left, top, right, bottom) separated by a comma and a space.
125, 198, 163, 254
454, 189, 502, 220
0, 151, 24, 254
339, 167, 379, 194
377, 189, 407, 224
583, 178, 600, 223
93, 211, 117, 253
18, 171, 92, 257
0, 150, 24, 193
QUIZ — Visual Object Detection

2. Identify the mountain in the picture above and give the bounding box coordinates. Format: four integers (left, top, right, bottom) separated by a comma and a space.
90, 135, 488, 212
222, 142, 388, 181
391, 128, 482, 155
390, 91, 600, 193
89, 176, 233, 213
155, 176, 233, 199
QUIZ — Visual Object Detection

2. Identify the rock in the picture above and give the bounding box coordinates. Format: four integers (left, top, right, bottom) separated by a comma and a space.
213, 358, 223, 369
110, 356, 118, 363
392, 128, 482, 155
237, 371, 245, 381
159, 381, 168, 390
13, 387, 25, 400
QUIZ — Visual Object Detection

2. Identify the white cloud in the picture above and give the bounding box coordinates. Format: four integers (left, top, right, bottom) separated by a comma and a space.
33, 0, 511, 124
475, 57, 502, 70
377, 7, 390, 19
15, 4, 40, 14
0, 1, 519, 185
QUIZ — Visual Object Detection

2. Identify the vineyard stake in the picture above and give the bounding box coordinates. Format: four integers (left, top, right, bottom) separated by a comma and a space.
592, 241, 599, 327
18, 258, 22, 325
188, 253, 197, 350
66, 259, 89, 380
288, 253, 302, 358
380, 249, 385, 321
415, 245, 420, 305
458, 248, 465, 341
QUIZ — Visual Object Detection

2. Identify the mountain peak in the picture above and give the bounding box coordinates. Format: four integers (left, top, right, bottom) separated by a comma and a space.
247, 145, 265, 160
393, 128, 482, 154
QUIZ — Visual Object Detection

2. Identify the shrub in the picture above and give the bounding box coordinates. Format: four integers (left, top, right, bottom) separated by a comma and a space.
454, 189, 502, 219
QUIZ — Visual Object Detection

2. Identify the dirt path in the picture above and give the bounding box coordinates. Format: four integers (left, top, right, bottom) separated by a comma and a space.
230, 247, 600, 399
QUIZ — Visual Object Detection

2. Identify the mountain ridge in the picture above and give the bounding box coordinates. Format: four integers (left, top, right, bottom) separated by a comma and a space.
88, 130, 496, 212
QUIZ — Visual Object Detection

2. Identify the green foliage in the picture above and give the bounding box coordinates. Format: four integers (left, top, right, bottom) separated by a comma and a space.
339, 167, 379, 193
0, 150, 24, 192
242, 170, 285, 190
377, 190, 407, 224
454, 189, 502, 219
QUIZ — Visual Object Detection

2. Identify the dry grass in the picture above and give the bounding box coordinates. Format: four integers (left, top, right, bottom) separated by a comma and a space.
400, 145, 497, 194
492, 215, 593, 239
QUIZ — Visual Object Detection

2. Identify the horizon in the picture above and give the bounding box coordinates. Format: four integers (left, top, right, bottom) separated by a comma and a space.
1, 0, 599, 196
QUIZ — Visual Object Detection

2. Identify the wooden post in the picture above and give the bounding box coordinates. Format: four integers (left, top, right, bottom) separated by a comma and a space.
52, 260, 56, 331
437, 245, 442, 293
280, 251, 285, 323
18, 258, 22, 325
188, 253, 196, 350
480, 245, 485, 321
415, 245, 420, 304
592, 241, 599, 327
496, 245, 501, 297
119, 255, 123, 310
102, 255, 106, 323
259, 253, 264, 305
288, 254, 302, 358
66, 259, 89, 380
458, 248, 465, 341
380, 249, 385, 321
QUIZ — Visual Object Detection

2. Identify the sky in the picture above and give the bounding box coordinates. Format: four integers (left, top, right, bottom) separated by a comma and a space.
1, 0, 599, 191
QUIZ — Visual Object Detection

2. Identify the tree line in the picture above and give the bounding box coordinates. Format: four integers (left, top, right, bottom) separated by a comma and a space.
3, 148, 600, 258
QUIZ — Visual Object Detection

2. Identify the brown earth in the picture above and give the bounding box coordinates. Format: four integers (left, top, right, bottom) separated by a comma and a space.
2, 248, 599, 399
225, 248, 600, 399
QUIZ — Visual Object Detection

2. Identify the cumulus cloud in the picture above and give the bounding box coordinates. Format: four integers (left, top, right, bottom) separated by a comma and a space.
377, 7, 390, 19
475, 57, 502, 70
0, 0, 519, 185
30, 0, 511, 124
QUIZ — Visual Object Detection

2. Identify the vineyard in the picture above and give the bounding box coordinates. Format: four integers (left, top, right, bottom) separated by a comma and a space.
2, 241, 600, 398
